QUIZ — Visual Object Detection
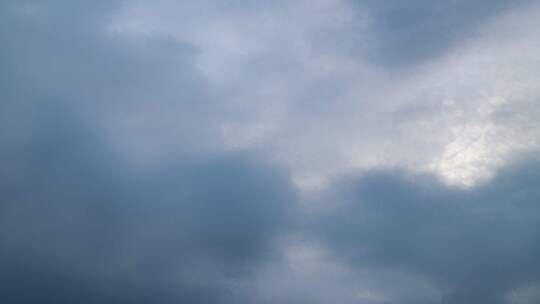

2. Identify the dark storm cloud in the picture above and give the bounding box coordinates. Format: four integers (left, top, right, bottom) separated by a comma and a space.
0, 109, 297, 303
315, 160, 540, 303
0, 1, 297, 303
354, 0, 536, 67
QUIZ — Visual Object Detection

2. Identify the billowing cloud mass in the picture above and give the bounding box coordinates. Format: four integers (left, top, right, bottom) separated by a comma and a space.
1, 0, 540, 303
314, 160, 540, 303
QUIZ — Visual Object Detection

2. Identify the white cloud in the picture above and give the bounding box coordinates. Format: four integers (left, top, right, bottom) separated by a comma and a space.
107, 0, 540, 191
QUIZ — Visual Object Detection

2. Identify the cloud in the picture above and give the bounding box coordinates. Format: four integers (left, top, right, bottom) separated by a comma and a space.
353, 0, 537, 67
0, 1, 297, 303
107, 0, 540, 190
0, 109, 297, 303
0, 0, 232, 166
313, 159, 540, 303
2, 0, 540, 303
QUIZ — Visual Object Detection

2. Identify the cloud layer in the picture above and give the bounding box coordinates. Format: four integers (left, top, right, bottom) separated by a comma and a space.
314, 160, 540, 303
2, 0, 540, 303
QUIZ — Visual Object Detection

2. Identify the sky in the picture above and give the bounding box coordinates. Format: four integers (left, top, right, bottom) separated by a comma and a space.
1, 1, 540, 303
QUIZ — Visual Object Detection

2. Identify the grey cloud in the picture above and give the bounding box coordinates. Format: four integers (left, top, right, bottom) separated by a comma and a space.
1, 0, 225, 160
315, 160, 540, 303
3, 0, 540, 303
0, 109, 297, 303
0, 1, 297, 303
353, 0, 537, 67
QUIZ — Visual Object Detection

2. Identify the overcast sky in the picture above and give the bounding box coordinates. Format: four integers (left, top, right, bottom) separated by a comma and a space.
2, 1, 540, 303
